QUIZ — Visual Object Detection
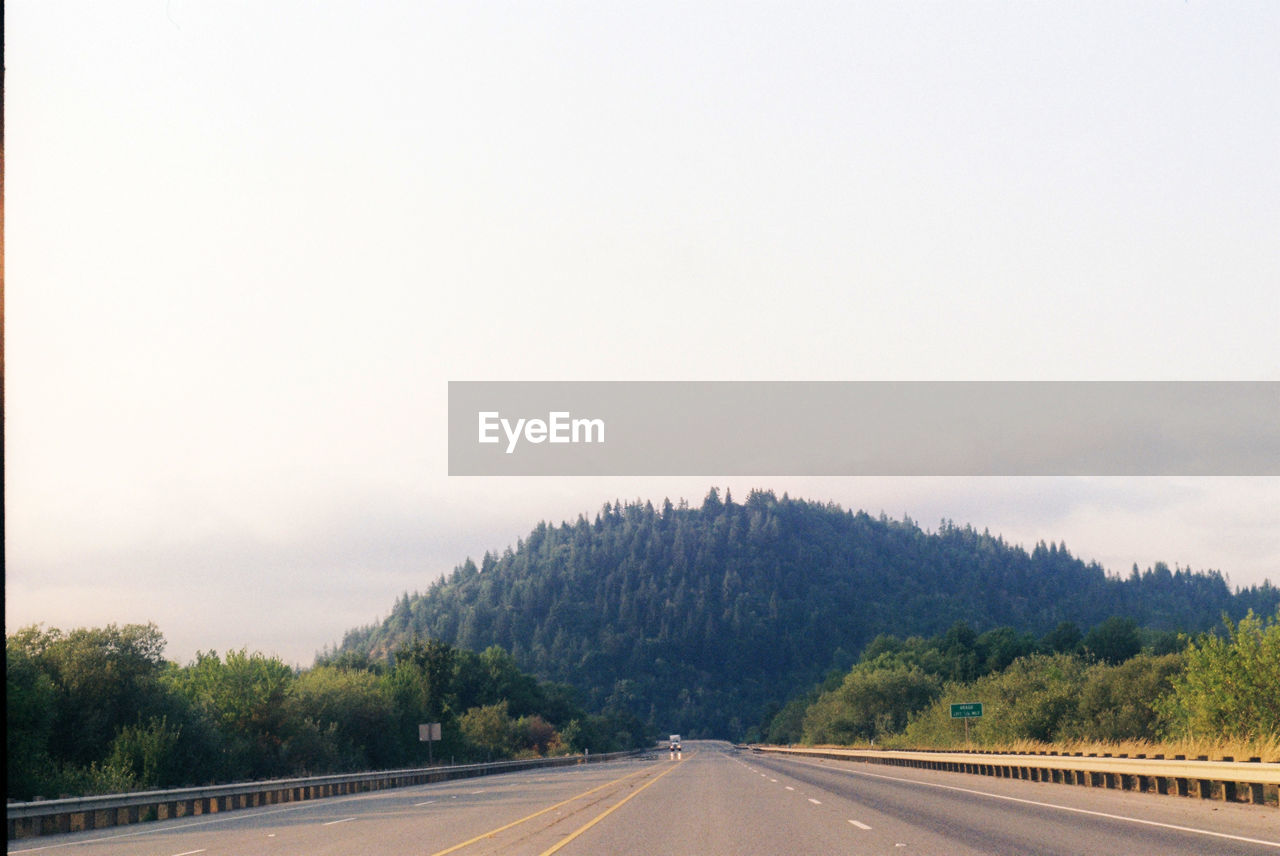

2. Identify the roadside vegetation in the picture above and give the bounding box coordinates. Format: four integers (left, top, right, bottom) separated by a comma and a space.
6, 625, 646, 801
757, 610, 1280, 762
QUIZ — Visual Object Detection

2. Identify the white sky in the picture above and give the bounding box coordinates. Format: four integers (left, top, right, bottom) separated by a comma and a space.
6, 2, 1278, 666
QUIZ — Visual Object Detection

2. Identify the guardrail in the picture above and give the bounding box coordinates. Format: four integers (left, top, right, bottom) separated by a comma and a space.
751, 746, 1280, 808
6, 749, 645, 840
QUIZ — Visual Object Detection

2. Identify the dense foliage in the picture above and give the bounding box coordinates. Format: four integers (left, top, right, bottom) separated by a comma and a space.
7, 625, 640, 800
768, 610, 1279, 750
337, 490, 1278, 739
1157, 611, 1280, 742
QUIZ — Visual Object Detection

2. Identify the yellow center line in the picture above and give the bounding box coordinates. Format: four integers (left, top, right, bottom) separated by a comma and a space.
536, 754, 688, 856
425, 764, 653, 856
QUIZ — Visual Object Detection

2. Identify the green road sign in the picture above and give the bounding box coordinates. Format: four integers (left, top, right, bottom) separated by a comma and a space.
950, 702, 983, 718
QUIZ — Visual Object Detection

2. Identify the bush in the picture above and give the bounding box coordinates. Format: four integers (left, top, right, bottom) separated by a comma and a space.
459, 701, 517, 758
803, 664, 941, 744
1158, 611, 1280, 742
1069, 654, 1183, 742
902, 655, 1086, 746
106, 716, 184, 789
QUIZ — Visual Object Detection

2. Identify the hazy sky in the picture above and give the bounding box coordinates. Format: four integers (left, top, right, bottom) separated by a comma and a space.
7, 2, 1278, 665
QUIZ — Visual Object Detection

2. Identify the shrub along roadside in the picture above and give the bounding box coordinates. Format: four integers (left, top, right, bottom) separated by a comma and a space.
767, 611, 1280, 761
1157, 610, 1280, 743
7, 626, 645, 801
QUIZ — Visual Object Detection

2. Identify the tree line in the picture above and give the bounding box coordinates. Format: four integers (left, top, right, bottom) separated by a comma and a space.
7, 624, 645, 801
762, 610, 1280, 751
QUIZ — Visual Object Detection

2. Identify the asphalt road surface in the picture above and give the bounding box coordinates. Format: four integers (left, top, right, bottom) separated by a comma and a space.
10, 741, 1279, 855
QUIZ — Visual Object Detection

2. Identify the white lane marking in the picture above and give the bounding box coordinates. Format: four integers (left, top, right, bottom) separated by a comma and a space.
849, 820, 872, 830
323, 817, 355, 825
808, 798, 823, 805
416, 800, 438, 807
785, 786, 795, 791
172, 851, 207, 856
769, 778, 778, 782
470, 789, 485, 794
784, 757, 1280, 849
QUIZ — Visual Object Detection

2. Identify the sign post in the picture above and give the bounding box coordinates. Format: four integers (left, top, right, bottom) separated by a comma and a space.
419, 722, 442, 764
950, 702, 983, 746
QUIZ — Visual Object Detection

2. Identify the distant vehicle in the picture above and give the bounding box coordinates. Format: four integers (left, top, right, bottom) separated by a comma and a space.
669, 734, 682, 751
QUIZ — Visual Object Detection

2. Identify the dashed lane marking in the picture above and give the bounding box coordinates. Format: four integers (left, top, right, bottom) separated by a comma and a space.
779, 756, 1280, 850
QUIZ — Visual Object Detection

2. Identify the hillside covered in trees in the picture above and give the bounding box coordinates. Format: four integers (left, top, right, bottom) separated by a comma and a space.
337, 490, 1279, 740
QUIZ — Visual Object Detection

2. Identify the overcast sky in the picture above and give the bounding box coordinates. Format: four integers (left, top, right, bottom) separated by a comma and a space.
7, 2, 1278, 666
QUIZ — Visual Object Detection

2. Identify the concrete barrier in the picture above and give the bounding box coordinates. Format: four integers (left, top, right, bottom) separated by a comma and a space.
751, 746, 1279, 807
7, 750, 644, 840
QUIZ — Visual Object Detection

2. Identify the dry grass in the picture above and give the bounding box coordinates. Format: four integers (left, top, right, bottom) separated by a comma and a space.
860, 735, 1280, 763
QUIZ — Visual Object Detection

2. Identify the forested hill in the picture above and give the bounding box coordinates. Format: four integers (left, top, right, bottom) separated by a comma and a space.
337, 490, 1278, 740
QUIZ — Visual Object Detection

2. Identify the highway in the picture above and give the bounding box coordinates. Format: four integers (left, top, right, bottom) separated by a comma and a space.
9, 741, 1279, 855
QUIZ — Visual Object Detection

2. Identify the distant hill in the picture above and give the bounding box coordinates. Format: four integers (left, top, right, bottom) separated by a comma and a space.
336, 489, 1278, 740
